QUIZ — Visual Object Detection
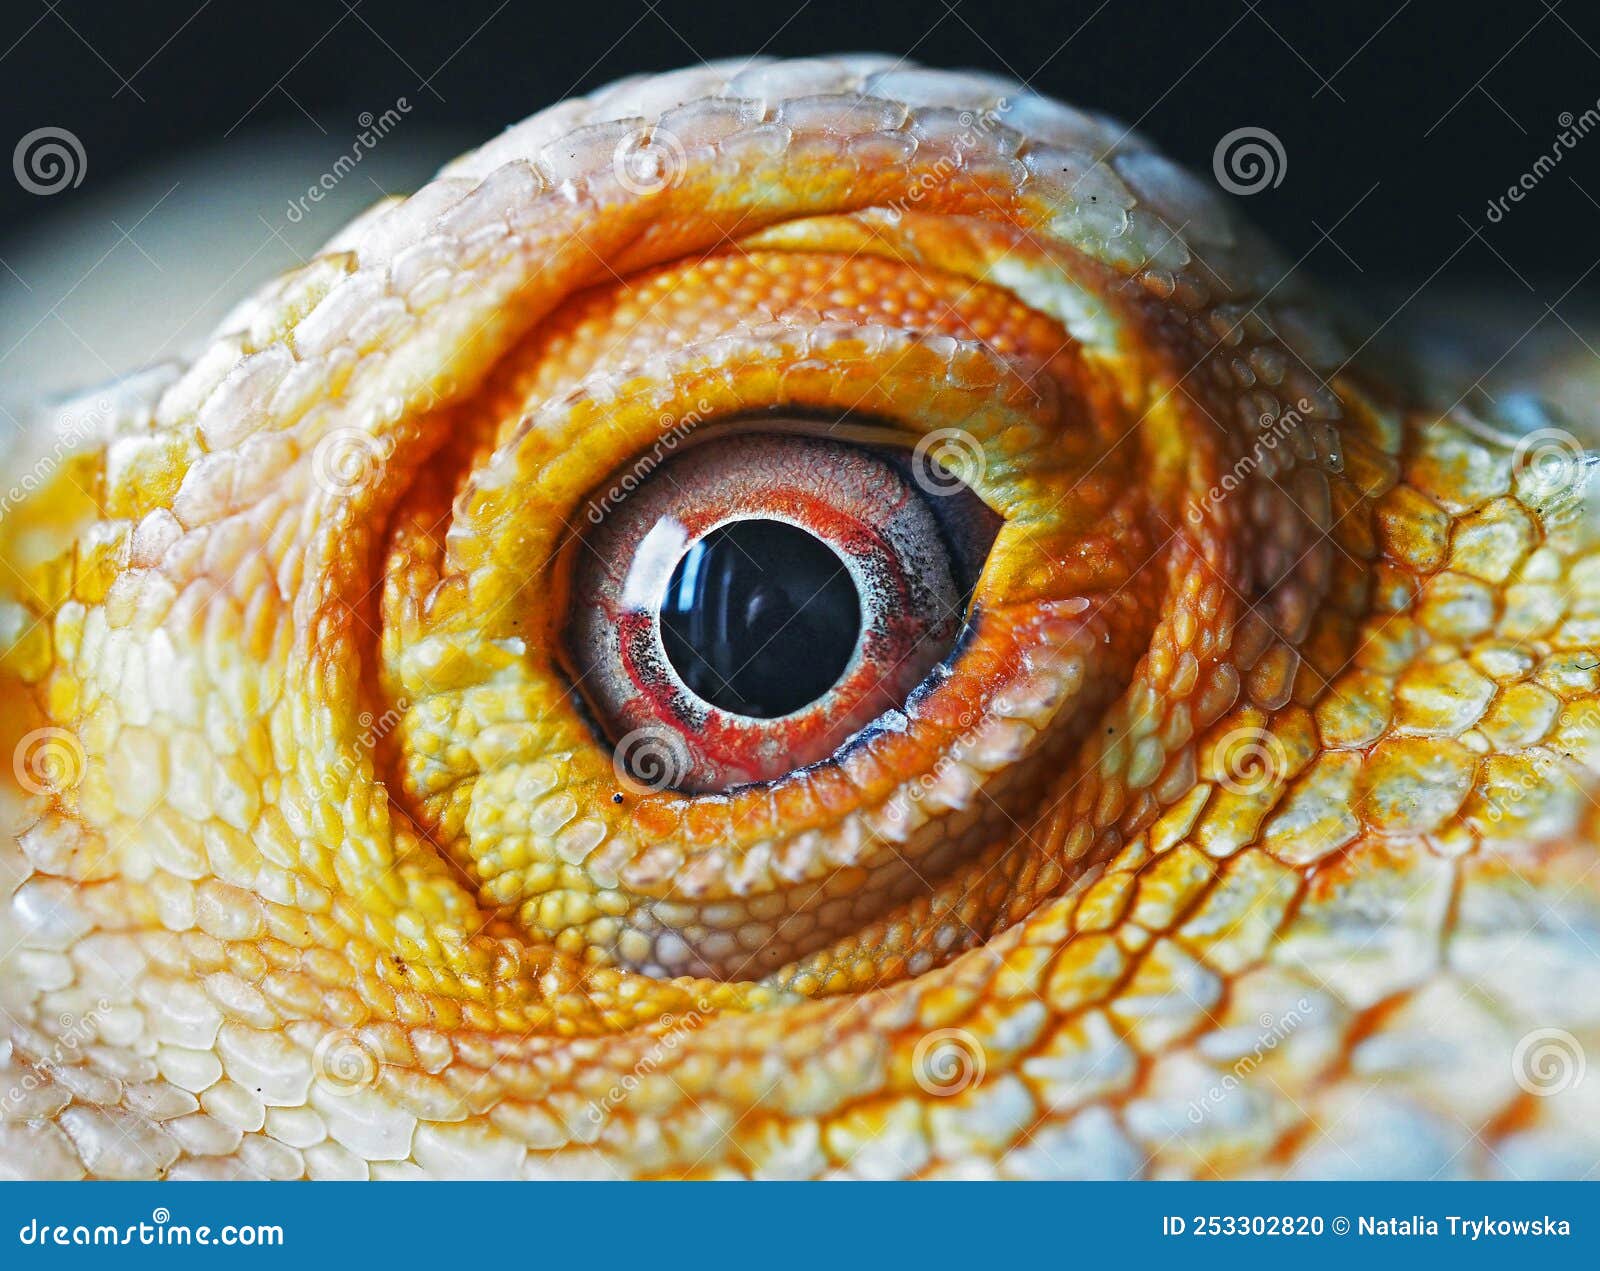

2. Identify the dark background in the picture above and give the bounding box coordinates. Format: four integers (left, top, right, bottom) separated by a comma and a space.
2, 0, 1597, 292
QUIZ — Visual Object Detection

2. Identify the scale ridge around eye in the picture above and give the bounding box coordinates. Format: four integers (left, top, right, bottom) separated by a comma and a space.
565, 426, 999, 793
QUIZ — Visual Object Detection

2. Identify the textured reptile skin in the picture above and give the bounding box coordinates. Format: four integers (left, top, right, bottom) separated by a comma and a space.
2, 57, 1597, 1180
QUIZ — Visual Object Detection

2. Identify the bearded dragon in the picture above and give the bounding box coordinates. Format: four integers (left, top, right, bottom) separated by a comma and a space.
2, 56, 1597, 1181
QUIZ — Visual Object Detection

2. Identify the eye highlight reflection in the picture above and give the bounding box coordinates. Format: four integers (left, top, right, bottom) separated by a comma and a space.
565, 424, 999, 793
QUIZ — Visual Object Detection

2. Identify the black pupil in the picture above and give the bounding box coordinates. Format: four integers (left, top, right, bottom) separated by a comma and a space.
660, 519, 861, 718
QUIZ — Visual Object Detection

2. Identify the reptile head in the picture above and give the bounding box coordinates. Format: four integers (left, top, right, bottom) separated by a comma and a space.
2, 57, 1597, 1180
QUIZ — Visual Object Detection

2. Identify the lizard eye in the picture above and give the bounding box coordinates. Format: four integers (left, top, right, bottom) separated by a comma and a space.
565, 424, 999, 792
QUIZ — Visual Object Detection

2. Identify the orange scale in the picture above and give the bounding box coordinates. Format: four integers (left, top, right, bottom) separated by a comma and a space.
489, 249, 1100, 419
627, 794, 685, 843
767, 774, 833, 832
679, 793, 748, 851
793, 761, 869, 818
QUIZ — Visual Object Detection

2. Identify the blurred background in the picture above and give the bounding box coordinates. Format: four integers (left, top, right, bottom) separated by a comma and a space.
1, 0, 1596, 418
